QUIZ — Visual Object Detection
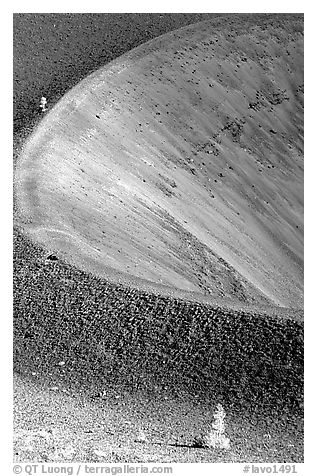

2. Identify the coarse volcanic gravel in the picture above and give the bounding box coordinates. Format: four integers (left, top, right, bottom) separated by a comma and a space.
14, 226, 303, 409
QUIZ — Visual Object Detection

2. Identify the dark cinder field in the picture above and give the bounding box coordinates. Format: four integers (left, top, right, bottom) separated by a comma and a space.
14, 13, 221, 131
13, 13, 304, 463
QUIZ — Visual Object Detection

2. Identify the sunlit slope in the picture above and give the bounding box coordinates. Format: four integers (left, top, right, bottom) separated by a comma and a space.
16, 16, 303, 307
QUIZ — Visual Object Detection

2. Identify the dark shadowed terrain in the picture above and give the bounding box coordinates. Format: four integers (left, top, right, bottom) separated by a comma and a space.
13, 13, 304, 463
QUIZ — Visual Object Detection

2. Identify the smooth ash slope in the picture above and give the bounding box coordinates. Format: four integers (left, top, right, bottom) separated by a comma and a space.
15, 15, 303, 308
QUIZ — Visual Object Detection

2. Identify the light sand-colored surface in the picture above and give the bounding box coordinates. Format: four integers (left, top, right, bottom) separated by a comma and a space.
13, 373, 303, 463
15, 18, 303, 308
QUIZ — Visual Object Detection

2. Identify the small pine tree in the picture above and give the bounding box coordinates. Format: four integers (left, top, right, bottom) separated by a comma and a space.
203, 404, 230, 450
39, 97, 47, 112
